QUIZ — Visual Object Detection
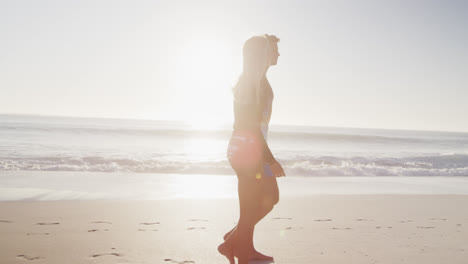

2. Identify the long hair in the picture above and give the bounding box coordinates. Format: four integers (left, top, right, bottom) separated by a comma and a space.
232, 34, 279, 105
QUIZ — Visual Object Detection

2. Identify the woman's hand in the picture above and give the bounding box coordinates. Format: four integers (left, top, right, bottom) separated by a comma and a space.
269, 160, 286, 177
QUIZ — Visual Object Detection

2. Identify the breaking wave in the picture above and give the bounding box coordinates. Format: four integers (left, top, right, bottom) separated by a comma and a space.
1, 154, 467, 176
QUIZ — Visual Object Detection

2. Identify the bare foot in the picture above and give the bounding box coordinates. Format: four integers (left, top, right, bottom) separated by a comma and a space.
249, 250, 274, 261
217, 243, 235, 264
233, 247, 274, 261
224, 228, 273, 260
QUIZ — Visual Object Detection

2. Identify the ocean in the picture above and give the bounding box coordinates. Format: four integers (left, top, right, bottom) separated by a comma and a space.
2, 114, 468, 200
1, 114, 467, 177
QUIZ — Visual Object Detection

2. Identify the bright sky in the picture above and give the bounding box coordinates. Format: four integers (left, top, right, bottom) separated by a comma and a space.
1, 0, 467, 132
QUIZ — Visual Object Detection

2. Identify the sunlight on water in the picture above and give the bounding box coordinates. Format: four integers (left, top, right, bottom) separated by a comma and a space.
186, 116, 227, 131
182, 138, 223, 161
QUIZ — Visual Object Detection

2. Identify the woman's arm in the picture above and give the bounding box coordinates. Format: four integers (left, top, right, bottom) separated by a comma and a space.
254, 88, 276, 165
258, 129, 276, 165
258, 125, 285, 177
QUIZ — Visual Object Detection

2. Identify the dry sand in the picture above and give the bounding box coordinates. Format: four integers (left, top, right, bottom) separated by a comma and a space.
0, 195, 467, 264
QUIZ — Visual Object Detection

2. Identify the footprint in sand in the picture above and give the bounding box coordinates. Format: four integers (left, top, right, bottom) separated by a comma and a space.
186, 227, 206, 230
355, 218, 374, 221
26, 232, 50, 235
285, 226, 303, 230
272, 217, 292, 220
399, 220, 413, 223
17, 255, 44, 261
429, 218, 446, 221
138, 228, 158, 231
187, 219, 208, 222
140, 222, 160, 225
417, 226, 435, 229
90, 221, 112, 224
332, 227, 352, 230
314, 219, 332, 222
91, 253, 122, 258
0, 220, 12, 223
164, 258, 195, 264
36, 222, 60, 225
376, 226, 382, 229
88, 229, 109, 232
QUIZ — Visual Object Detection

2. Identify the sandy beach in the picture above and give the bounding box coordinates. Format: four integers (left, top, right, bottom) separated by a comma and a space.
2, 1, 468, 263
1, 195, 467, 264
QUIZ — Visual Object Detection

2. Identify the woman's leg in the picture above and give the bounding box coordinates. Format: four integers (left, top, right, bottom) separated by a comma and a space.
236, 171, 261, 264
218, 168, 261, 264
224, 174, 279, 237
249, 175, 279, 259
223, 174, 280, 260
255, 174, 280, 223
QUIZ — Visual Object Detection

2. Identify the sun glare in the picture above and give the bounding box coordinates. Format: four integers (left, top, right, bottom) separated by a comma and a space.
173, 36, 237, 131
187, 117, 223, 131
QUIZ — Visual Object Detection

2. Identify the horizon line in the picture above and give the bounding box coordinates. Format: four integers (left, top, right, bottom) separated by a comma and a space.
1, 112, 467, 134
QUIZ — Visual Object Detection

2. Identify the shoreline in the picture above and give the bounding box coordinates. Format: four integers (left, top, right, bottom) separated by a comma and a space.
2, 171, 468, 201
0, 171, 468, 201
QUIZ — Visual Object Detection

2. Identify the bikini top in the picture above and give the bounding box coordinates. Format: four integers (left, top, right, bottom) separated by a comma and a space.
232, 78, 275, 164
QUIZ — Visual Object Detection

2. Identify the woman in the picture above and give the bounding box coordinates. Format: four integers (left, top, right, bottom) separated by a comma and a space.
218, 34, 285, 264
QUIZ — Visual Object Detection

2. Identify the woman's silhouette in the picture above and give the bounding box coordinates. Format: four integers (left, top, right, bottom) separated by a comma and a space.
218, 34, 285, 264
